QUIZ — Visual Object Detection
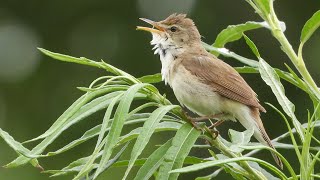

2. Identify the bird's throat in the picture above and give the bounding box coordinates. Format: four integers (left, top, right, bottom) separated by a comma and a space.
150, 33, 184, 84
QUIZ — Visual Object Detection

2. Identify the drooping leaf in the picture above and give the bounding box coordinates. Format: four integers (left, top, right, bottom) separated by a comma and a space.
300, 10, 320, 44
170, 157, 287, 179
45, 143, 130, 178
38, 48, 133, 79
24, 88, 125, 144
123, 105, 179, 179
157, 123, 200, 180
243, 34, 261, 58
117, 121, 182, 146
203, 42, 259, 67
248, 162, 280, 180
138, 73, 162, 84
134, 140, 173, 180
43, 114, 154, 157
258, 59, 304, 141
88, 142, 130, 179
73, 94, 124, 179
212, 21, 269, 56
0, 128, 43, 170
6, 90, 126, 168
91, 83, 154, 179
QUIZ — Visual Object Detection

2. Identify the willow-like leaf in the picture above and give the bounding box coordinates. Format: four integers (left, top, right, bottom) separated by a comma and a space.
134, 140, 172, 180
170, 157, 287, 179
258, 59, 304, 141
6, 90, 126, 168
157, 124, 200, 180
123, 105, 179, 179
300, 10, 320, 44
91, 83, 154, 179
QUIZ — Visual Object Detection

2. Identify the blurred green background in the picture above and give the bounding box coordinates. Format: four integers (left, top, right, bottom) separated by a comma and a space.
0, 0, 319, 179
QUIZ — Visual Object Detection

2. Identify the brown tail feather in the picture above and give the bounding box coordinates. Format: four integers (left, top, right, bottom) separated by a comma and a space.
250, 108, 283, 169
259, 127, 283, 169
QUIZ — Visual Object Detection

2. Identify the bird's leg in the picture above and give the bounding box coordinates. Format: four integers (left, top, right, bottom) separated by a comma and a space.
208, 120, 225, 139
182, 111, 202, 130
183, 112, 225, 122
208, 120, 225, 129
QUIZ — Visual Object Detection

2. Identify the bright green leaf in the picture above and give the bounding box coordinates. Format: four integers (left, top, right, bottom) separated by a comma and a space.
6, 90, 126, 168
138, 73, 162, 84
243, 34, 261, 58
300, 10, 320, 44
117, 121, 182, 146
91, 83, 153, 179
170, 157, 287, 179
123, 105, 179, 179
134, 140, 173, 180
157, 123, 200, 180
212, 21, 267, 55
258, 59, 304, 141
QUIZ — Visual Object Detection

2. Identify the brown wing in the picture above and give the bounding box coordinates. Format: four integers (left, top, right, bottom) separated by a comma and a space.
181, 53, 266, 112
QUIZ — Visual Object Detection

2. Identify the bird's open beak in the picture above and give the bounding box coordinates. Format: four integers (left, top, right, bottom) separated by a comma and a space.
136, 18, 165, 34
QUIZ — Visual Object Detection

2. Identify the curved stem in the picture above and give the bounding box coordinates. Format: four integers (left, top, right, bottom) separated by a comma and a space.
267, 4, 320, 101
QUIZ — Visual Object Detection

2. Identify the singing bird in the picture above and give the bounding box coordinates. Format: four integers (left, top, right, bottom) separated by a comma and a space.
137, 13, 282, 168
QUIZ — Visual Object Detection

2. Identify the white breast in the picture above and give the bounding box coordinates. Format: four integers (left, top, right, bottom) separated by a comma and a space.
150, 33, 183, 85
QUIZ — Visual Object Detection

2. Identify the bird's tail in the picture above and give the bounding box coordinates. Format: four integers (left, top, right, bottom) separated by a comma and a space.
238, 108, 283, 169
254, 122, 283, 169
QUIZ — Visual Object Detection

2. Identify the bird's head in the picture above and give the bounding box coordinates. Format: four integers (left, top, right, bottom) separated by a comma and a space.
137, 14, 201, 48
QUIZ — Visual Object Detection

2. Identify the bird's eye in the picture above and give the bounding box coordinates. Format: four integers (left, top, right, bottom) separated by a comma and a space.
170, 26, 178, 32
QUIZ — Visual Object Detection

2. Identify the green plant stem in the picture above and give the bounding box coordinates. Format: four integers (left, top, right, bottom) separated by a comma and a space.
267, 6, 320, 101
201, 130, 267, 180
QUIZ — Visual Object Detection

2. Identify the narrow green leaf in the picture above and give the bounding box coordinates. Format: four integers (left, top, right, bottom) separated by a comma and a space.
73, 94, 124, 179
123, 105, 179, 179
243, 34, 260, 58
112, 159, 147, 168
212, 21, 266, 52
24, 87, 125, 144
91, 83, 153, 179
138, 73, 162, 84
38, 48, 126, 77
112, 156, 206, 169
0, 128, 33, 157
203, 42, 259, 67
234, 66, 258, 73
253, 0, 270, 15
23, 93, 88, 143
258, 59, 304, 141
117, 121, 182, 146
44, 115, 150, 157
45, 125, 101, 156
170, 157, 287, 179
45, 142, 130, 178
157, 124, 200, 180
300, 10, 320, 44
248, 162, 280, 180
89, 142, 130, 179
134, 140, 173, 180
6, 90, 125, 168
96, 94, 123, 149
184, 156, 209, 165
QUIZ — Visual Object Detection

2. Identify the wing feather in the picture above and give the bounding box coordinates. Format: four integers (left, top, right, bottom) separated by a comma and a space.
181, 53, 266, 112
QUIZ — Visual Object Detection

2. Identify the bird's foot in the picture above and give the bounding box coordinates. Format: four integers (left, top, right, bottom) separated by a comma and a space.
183, 111, 225, 122
182, 111, 203, 130
208, 120, 225, 129
210, 129, 219, 139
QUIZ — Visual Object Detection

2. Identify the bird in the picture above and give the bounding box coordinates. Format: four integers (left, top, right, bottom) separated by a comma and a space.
137, 13, 283, 169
